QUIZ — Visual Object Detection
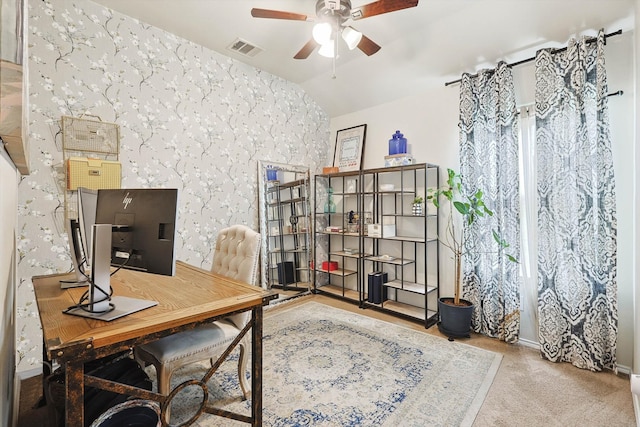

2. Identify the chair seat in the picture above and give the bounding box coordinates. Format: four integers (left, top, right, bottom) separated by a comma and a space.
134, 224, 261, 414
137, 319, 239, 365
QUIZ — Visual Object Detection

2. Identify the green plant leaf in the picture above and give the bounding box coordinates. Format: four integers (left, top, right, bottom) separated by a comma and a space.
447, 168, 456, 183
492, 230, 510, 248
454, 201, 469, 215
434, 169, 518, 281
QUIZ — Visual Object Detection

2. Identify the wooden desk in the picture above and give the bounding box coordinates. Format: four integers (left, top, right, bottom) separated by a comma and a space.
33, 261, 276, 426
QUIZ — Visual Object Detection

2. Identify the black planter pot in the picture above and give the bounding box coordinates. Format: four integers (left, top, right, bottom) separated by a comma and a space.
437, 297, 474, 339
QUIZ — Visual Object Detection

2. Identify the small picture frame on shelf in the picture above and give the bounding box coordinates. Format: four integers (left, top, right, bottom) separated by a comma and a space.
333, 124, 367, 172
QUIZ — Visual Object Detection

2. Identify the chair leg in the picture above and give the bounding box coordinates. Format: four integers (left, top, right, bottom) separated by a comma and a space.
237, 339, 251, 400
156, 363, 174, 421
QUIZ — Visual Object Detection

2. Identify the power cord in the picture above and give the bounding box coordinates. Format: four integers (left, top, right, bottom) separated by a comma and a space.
62, 251, 133, 315
62, 283, 115, 315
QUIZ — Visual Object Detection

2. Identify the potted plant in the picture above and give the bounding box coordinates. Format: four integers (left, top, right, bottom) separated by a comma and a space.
412, 195, 424, 216
427, 168, 517, 339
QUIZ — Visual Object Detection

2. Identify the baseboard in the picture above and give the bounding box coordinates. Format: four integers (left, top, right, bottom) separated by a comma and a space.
265, 291, 311, 310
634, 391, 640, 426
618, 364, 632, 376
517, 337, 539, 349
16, 366, 43, 381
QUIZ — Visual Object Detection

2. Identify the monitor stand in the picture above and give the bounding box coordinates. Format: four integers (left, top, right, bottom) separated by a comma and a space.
60, 218, 89, 289
64, 223, 158, 322
65, 295, 158, 322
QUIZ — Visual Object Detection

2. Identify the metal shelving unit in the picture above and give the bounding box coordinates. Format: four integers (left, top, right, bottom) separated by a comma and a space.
313, 163, 440, 328
313, 170, 365, 303
264, 177, 312, 292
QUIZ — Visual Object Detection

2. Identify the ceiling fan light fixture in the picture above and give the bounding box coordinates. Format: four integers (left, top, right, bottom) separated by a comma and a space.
341, 26, 362, 50
312, 22, 333, 44
318, 42, 335, 58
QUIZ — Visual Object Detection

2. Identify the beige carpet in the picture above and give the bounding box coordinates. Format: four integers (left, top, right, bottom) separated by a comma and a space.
18, 293, 636, 427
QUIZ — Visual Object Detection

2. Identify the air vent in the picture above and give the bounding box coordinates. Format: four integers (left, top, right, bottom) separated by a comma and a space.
227, 38, 263, 57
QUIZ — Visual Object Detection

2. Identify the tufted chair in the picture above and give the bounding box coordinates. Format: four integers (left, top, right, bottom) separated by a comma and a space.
134, 225, 261, 406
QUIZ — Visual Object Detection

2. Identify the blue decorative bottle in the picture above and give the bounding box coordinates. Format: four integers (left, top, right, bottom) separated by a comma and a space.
389, 130, 407, 155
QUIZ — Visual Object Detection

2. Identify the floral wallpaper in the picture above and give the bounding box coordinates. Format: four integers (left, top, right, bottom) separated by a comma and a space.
16, 0, 330, 372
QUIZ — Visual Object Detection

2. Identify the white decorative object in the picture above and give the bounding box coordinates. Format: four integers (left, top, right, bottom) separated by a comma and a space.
384, 154, 414, 167
367, 224, 396, 238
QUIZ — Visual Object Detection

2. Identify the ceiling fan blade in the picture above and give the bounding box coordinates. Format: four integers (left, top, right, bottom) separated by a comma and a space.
357, 34, 382, 56
350, 0, 419, 20
251, 8, 310, 21
294, 39, 319, 59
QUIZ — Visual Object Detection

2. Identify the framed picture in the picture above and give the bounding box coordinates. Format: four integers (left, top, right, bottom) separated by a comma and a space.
333, 124, 367, 172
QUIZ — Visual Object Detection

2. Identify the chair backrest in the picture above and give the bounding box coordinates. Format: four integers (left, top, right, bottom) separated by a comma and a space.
211, 225, 261, 329
211, 224, 261, 285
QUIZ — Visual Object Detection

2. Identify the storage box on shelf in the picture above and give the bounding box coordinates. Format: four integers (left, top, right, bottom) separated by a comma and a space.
313, 163, 440, 328
384, 153, 414, 167
367, 223, 396, 238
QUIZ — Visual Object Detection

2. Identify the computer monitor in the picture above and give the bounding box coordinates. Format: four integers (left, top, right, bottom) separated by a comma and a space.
77, 187, 98, 269
94, 188, 179, 276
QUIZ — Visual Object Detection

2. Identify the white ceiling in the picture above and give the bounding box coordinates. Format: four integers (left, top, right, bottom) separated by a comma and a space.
91, 0, 635, 117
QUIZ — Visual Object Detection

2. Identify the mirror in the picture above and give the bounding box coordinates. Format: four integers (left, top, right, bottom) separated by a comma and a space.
257, 161, 312, 302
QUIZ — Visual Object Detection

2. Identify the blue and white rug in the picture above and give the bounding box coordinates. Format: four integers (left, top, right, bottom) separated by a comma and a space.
160, 301, 502, 426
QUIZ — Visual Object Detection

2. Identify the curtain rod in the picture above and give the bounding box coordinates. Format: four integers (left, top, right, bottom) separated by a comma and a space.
444, 29, 623, 87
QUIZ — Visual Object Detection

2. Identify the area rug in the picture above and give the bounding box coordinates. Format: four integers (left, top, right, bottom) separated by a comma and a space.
158, 301, 502, 426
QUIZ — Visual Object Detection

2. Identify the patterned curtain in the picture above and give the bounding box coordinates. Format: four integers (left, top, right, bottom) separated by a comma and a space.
459, 61, 521, 343
535, 30, 617, 371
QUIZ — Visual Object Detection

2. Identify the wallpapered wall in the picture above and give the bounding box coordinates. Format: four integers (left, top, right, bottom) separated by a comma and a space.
15, 0, 331, 372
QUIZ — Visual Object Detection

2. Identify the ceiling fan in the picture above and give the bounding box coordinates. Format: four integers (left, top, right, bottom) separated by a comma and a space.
251, 0, 419, 60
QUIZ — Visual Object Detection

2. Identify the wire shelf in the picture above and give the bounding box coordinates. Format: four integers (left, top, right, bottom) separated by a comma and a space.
61, 115, 119, 156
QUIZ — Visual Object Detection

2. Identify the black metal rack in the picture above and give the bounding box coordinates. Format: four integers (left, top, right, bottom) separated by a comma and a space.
313, 163, 440, 328
265, 178, 312, 292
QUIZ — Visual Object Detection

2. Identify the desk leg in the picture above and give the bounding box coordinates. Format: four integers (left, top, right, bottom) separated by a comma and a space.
41, 343, 50, 405
66, 360, 84, 427
251, 306, 263, 427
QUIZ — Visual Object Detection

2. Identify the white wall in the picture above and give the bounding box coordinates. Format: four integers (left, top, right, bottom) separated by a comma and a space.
330, 31, 636, 369
607, 31, 636, 374
634, 2, 640, 422
330, 81, 460, 305
0, 150, 18, 427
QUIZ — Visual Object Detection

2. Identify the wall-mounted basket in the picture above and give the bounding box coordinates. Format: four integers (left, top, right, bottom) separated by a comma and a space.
61, 115, 120, 156
60, 115, 121, 225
